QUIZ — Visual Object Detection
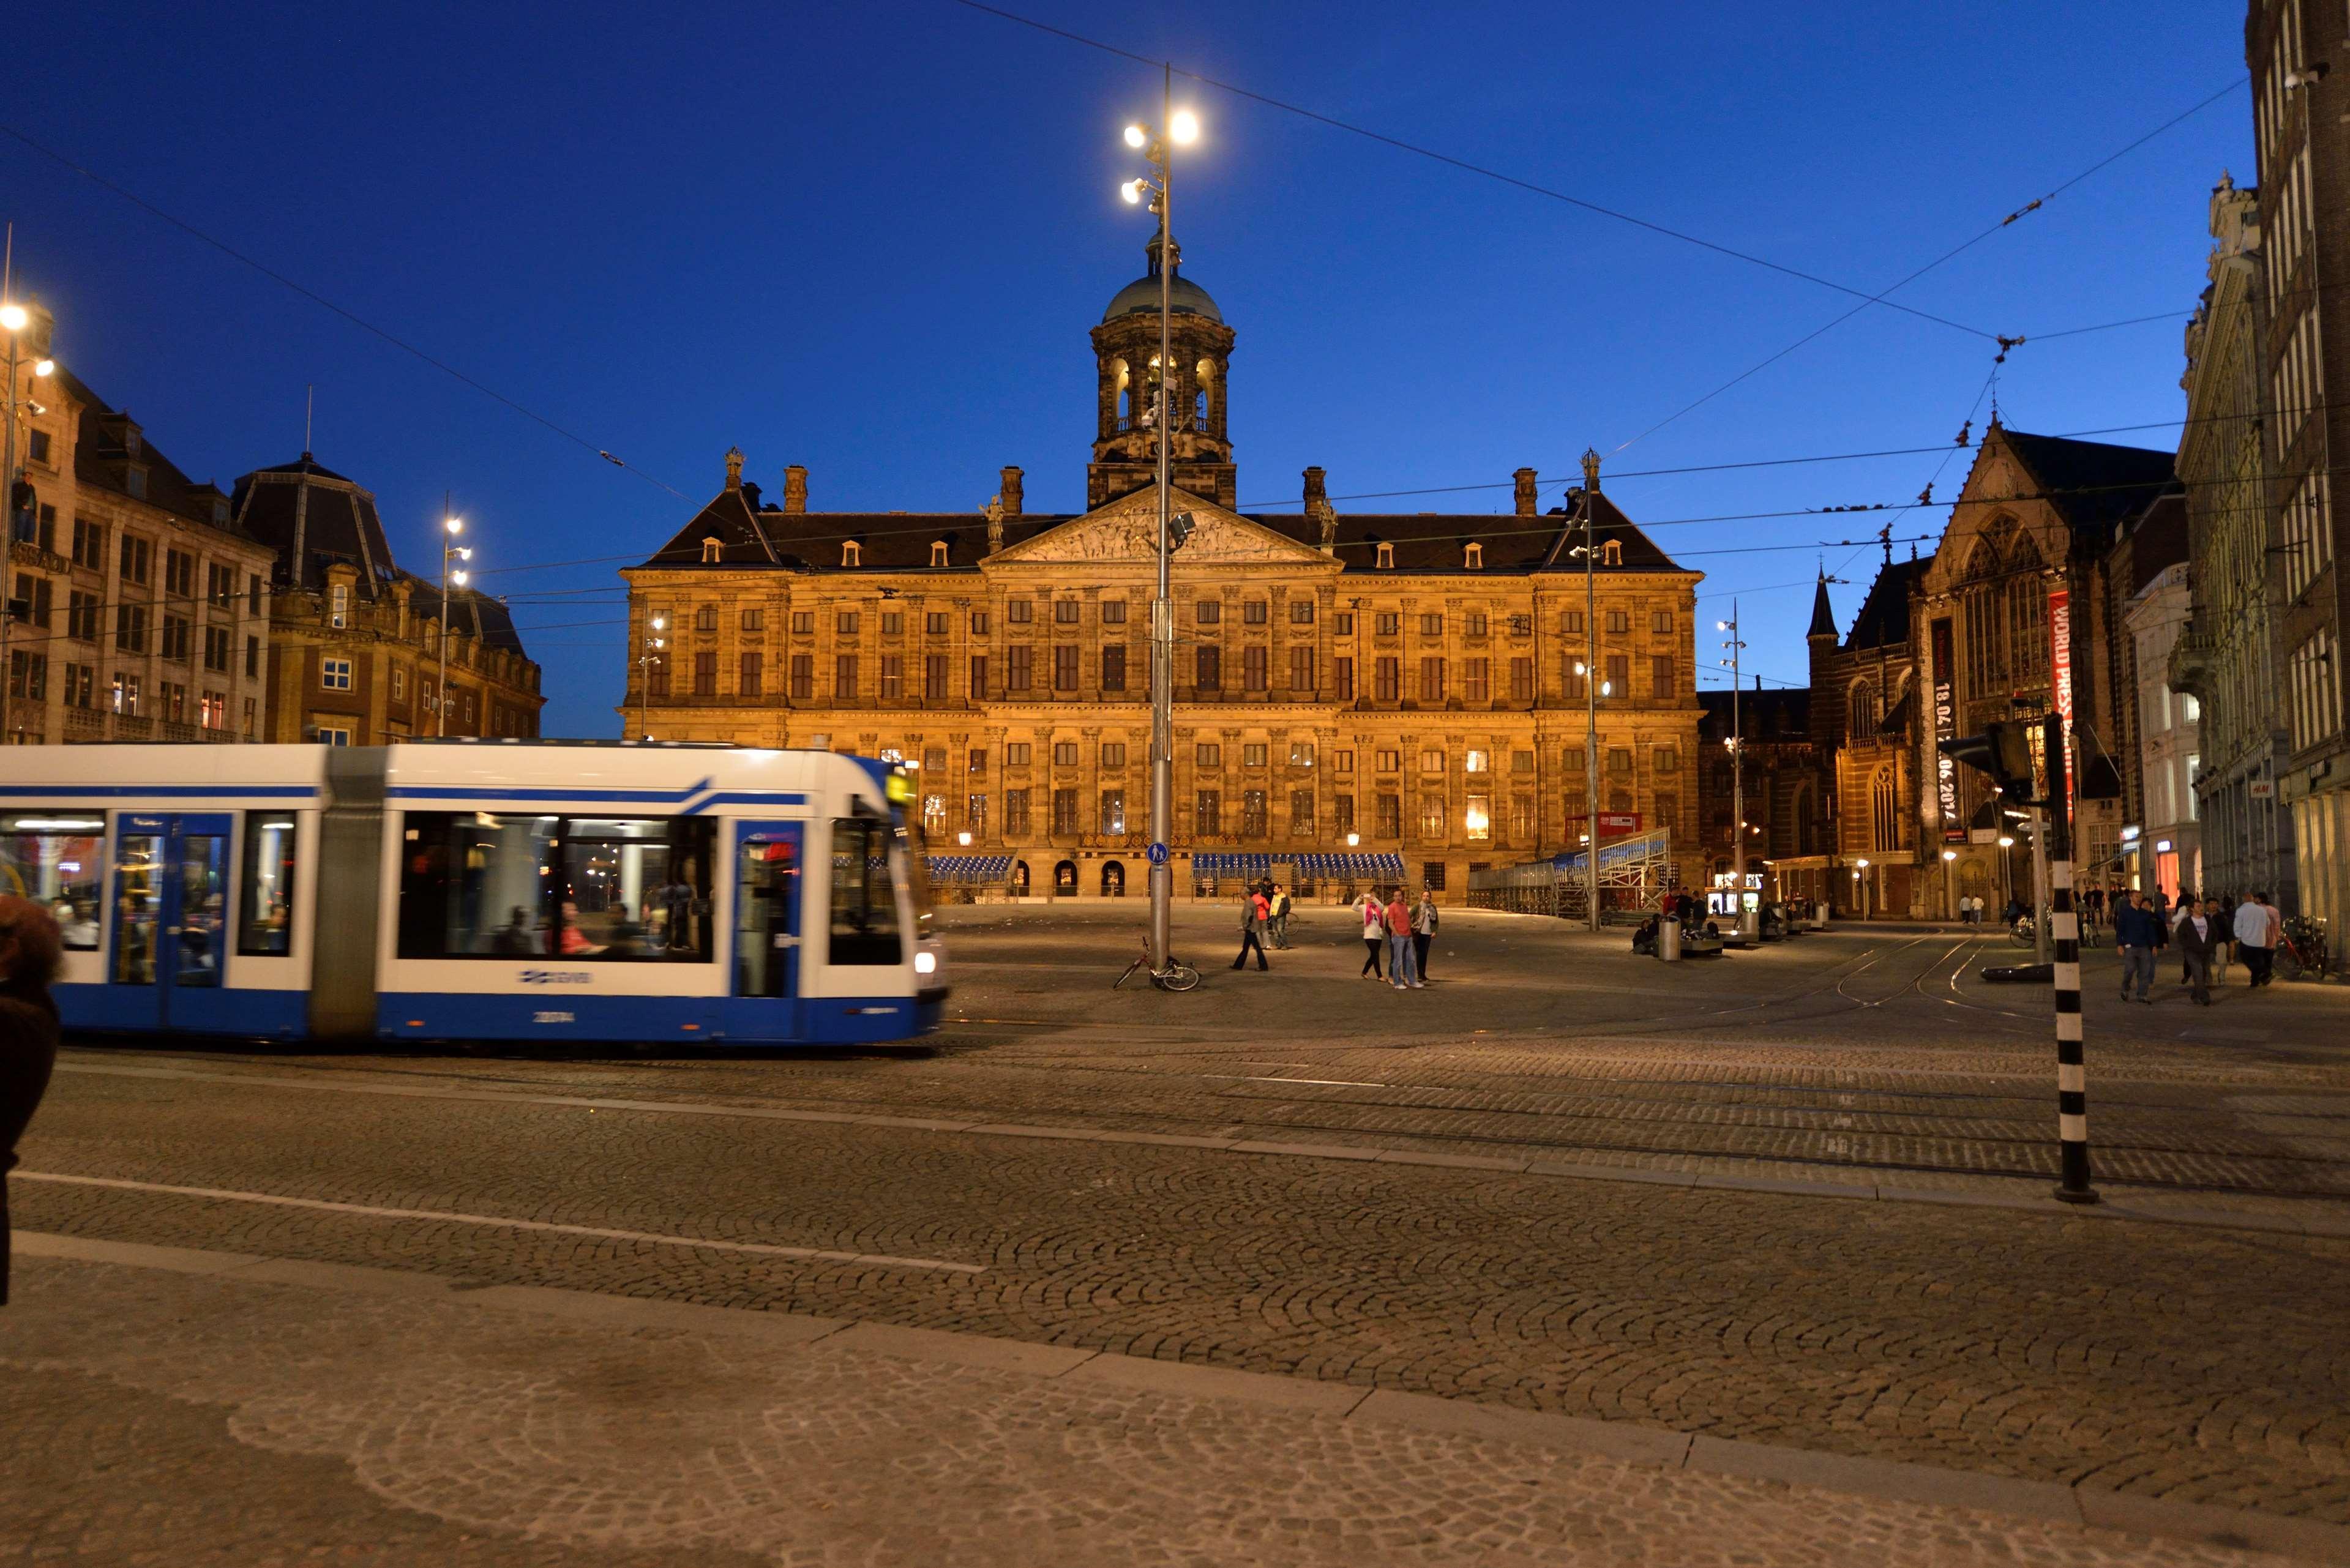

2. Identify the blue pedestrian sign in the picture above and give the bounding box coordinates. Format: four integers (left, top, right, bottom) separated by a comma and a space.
1147, 842, 1169, 866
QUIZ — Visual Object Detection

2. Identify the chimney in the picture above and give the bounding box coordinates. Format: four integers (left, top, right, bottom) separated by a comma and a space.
1000, 466, 1023, 516
1304, 466, 1338, 551
1513, 467, 1538, 517
783, 465, 808, 514
724, 446, 744, 491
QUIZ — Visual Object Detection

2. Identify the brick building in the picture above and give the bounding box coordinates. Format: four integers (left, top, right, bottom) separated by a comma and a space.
228, 454, 543, 745
2245, 0, 2349, 940
1696, 683, 1830, 908
1803, 554, 1930, 917
4, 364, 275, 745
621, 241, 1704, 898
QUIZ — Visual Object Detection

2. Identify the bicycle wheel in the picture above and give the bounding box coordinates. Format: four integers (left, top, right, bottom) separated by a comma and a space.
1113, 957, 1143, 990
2277, 946, 2304, 982
1153, 963, 1201, 993
2010, 922, 2032, 949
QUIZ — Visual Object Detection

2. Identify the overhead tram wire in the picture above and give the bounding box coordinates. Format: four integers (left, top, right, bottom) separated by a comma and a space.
0, 121, 690, 504
1607, 75, 2250, 456
949, 0, 2002, 342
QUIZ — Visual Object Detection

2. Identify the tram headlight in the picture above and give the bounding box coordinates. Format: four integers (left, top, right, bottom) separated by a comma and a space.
914, 950, 938, 976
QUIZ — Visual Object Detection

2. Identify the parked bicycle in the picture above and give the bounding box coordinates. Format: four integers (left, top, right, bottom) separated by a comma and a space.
2009, 912, 2104, 949
2277, 915, 2333, 982
1114, 936, 1200, 992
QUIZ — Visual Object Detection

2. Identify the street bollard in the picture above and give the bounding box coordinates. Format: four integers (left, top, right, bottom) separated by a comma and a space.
1660, 914, 1681, 961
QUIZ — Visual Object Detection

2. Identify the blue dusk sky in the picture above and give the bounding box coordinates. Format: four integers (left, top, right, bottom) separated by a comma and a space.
6, 1, 2251, 734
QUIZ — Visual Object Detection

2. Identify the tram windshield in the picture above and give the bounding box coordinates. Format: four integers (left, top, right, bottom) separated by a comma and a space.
897, 821, 934, 941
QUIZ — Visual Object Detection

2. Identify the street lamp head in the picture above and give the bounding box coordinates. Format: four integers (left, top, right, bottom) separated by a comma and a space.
1120, 178, 1145, 204
1345, 832, 1360, 847
1169, 108, 1199, 144
1716, 620, 1731, 631
1573, 660, 1586, 676
444, 517, 463, 536
650, 616, 666, 631
1997, 835, 2015, 848
32, 358, 54, 378
1856, 858, 1870, 869
1123, 124, 1147, 149
0, 303, 25, 332
457, 547, 473, 561
451, 570, 468, 586
1942, 849, 1958, 861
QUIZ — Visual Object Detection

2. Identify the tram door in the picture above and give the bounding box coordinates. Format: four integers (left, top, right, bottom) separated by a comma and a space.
728, 821, 803, 1040
110, 812, 234, 1032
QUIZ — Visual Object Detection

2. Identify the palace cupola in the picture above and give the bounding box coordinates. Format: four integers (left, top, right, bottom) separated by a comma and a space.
1087, 234, 1237, 509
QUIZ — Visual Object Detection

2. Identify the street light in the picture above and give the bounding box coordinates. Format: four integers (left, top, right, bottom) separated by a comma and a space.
438, 507, 473, 737
1942, 846, 1959, 921
1118, 72, 1199, 980
1855, 856, 1872, 920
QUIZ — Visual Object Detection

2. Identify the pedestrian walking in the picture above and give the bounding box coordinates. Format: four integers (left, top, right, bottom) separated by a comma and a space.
1383, 889, 1421, 988
2113, 889, 2163, 1005
0, 897, 64, 1307
1357, 889, 1386, 978
2212, 894, 2237, 985
2174, 897, 2221, 1006
2236, 892, 2278, 987
1411, 889, 1439, 982
1269, 884, 1293, 949
1231, 885, 1270, 971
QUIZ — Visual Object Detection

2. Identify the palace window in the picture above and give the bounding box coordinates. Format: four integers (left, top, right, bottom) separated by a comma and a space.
1196, 646, 1221, 690
1196, 790, 1221, 835
1419, 793, 1448, 840
930, 541, 949, 567
1606, 654, 1628, 696
1053, 646, 1078, 691
926, 654, 949, 700
694, 651, 717, 695
1334, 612, 1353, 635
1606, 610, 1628, 634
702, 539, 721, 562
1510, 657, 1534, 703
1053, 741, 1079, 766
1333, 657, 1353, 700
1243, 743, 1268, 767
697, 605, 718, 632
1102, 646, 1126, 691
1099, 790, 1126, 835
1005, 743, 1031, 766
927, 611, 948, 634
1196, 599, 1221, 624
1290, 790, 1315, 833
1242, 646, 1267, 691
1102, 600, 1128, 625
1196, 742, 1221, 767
1005, 790, 1031, 837
1418, 657, 1445, 703
1289, 741, 1315, 767
834, 654, 858, 697
971, 610, 991, 633
1463, 657, 1489, 702
1464, 793, 1491, 842
1601, 540, 1621, 566
1006, 645, 1033, 691
1375, 749, 1401, 772
1464, 543, 1483, 569
1376, 793, 1401, 838
793, 611, 815, 635
1244, 600, 1268, 625
1651, 655, 1675, 698
879, 654, 904, 700
1464, 750, 1488, 774
1289, 600, 1313, 625
741, 608, 763, 631
841, 542, 860, 567
1510, 796, 1535, 842
1101, 742, 1127, 768
1052, 788, 1079, 835
1008, 599, 1032, 624
1375, 611, 1399, 636
1654, 745, 1678, 772
1241, 790, 1268, 836
1607, 747, 1632, 774
1420, 613, 1442, 636
1652, 610, 1673, 633
790, 654, 814, 699
969, 654, 988, 695
1055, 599, 1080, 625
740, 652, 763, 696
1375, 543, 1395, 569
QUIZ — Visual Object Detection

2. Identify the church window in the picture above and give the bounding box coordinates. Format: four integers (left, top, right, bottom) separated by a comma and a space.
1375, 543, 1394, 569
842, 541, 861, 567
1870, 766, 1899, 853
1849, 681, 1877, 737
1194, 388, 1208, 427
1464, 543, 1483, 569
702, 537, 721, 562
930, 540, 949, 567
1102, 600, 1128, 625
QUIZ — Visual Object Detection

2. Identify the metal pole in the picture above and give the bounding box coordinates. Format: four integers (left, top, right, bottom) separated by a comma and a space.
2030, 806, 2052, 963
1582, 449, 1601, 933
1, 326, 17, 746
1146, 62, 1176, 976
1731, 603, 1751, 936
436, 493, 451, 739
2046, 710, 2096, 1202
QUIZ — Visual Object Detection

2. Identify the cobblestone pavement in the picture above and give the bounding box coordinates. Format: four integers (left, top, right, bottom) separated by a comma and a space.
15, 905, 2350, 1559
1, 1256, 2321, 1566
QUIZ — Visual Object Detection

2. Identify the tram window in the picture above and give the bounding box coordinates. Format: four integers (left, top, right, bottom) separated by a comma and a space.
395, 812, 713, 961
1, 813, 105, 949
237, 813, 299, 955
828, 818, 902, 966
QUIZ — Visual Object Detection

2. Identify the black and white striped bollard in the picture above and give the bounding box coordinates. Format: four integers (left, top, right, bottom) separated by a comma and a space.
2045, 712, 2097, 1205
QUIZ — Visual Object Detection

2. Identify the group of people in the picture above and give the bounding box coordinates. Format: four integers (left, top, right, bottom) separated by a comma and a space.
1229, 881, 1295, 969
1229, 883, 1439, 987
2111, 887, 2284, 1006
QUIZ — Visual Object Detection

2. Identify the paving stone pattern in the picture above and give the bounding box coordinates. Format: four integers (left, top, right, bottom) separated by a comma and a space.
0, 1258, 2306, 1567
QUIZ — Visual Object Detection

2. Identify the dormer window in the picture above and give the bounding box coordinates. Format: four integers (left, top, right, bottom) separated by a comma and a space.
1601, 540, 1622, 566
842, 540, 861, 567
1463, 542, 1483, 569
1375, 542, 1395, 570
930, 540, 949, 568
329, 584, 349, 629
702, 537, 722, 563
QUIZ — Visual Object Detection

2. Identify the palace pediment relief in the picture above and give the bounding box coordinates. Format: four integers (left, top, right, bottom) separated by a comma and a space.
990, 487, 1332, 568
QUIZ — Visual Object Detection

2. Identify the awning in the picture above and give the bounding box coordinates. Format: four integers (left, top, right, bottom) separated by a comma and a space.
1192, 851, 1404, 879
926, 854, 1015, 884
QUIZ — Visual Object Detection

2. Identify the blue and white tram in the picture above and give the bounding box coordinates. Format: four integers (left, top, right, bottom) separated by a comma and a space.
0, 742, 947, 1047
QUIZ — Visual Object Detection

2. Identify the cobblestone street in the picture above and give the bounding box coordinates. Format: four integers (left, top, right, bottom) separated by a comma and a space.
9, 905, 2350, 1563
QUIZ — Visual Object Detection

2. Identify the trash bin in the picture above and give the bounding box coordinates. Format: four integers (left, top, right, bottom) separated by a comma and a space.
1660, 914, 1681, 961
1738, 903, 1760, 940
1813, 900, 1830, 928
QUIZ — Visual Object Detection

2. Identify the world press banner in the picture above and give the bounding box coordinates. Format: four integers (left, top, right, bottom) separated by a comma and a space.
2048, 588, 2074, 819
1931, 616, 1963, 842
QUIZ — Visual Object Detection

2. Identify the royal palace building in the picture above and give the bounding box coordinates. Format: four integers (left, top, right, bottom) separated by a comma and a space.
621, 241, 1703, 898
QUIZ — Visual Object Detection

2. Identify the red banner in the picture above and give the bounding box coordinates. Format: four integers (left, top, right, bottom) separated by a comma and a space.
2048, 588, 2074, 818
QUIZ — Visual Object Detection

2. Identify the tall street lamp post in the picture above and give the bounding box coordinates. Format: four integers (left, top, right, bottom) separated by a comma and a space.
1120, 72, 1199, 977
638, 614, 666, 741
1, 274, 57, 745
1719, 603, 1749, 935
438, 506, 471, 737
1581, 449, 1603, 931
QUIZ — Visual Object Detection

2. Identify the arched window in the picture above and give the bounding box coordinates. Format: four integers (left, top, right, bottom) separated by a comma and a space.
1194, 389, 1208, 427
1869, 766, 1898, 853
1794, 784, 1819, 856
1848, 680, 1877, 738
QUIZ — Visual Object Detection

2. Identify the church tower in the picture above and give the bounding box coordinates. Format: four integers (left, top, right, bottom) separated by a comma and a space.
1087, 235, 1237, 509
